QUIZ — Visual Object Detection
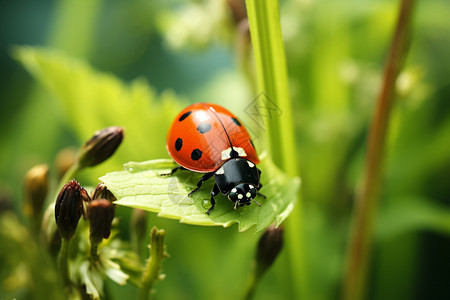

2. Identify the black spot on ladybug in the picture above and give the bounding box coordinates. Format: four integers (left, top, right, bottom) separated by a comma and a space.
249, 139, 255, 149
175, 138, 183, 151
231, 117, 241, 126
191, 149, 202, 161
179, 111, 192, 122
197, 123, 211, 134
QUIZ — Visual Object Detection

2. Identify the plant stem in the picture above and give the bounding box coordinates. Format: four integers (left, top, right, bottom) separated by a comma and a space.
343, 1, 416, 299
139, 227, 167, 300
59, 162, 80, 189
59, 237, 71, 289
246, 0, 306, 298
90, 242, 99, 262
244, 269, 260, 300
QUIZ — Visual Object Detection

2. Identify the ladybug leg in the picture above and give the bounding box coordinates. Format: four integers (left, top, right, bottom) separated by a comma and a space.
257, 168, 265, 198
206, 184, 219, 215
257, 183, 266, 199
188, 172, 214, 197
160, 166, 187, 176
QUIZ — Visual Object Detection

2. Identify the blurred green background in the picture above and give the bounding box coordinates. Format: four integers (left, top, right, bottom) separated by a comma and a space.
0, 0, 449, 299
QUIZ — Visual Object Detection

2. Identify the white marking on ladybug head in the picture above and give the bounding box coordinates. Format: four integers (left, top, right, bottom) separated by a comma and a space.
246, 192, 251, 198
231, 188, 237, 193
235, 147, 247, 157
216, 167, 224, 175
237, 194, 243, 200
249, 185, 254, 189
221, 147, 247, 160
247, 161, 255, 168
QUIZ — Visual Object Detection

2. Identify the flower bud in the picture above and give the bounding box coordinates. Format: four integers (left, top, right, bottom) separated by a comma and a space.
88, 199, 115, 245
24, 164, 49, 218
78, 126, 124, 168
255, 225, 283, 275
92, 182, 116, 202
55, 180, 91, 239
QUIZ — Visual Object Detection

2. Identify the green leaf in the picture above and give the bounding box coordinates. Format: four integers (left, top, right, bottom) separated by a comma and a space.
13, 46, 184, 174
100, 155, 299, 233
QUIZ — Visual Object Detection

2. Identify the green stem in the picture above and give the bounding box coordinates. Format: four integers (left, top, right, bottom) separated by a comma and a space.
139, 227, 167, 300
59, 162, 80, 189
90, 242, 99, 262
343, 1, 416, 299
243, 269, 260, 300
245, 0, 306, 298
59, 237, 71, 288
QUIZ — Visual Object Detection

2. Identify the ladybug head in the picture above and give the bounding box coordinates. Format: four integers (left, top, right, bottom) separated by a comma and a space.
228, 183, 259, 209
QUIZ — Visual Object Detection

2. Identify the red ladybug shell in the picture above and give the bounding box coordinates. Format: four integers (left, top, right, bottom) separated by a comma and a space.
166, 103, 259, 173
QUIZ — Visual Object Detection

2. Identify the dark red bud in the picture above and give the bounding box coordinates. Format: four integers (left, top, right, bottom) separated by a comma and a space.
88, 199, 115, 245
255, 225, 284, 274
78, 126, 124, 168
92, 182, 116, 202
55, 180, 90, 239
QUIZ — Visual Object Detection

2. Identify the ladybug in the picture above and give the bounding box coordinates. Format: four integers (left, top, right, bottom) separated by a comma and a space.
165, 102, 265, 214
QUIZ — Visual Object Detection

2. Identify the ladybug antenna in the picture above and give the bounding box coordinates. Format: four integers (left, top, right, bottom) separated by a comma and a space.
208, 106, 234, 149
253, 198, 262, 207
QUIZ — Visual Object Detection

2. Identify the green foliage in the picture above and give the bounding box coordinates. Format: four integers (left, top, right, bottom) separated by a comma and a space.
156, 0, 232, 50
2, 0, 450, 299
0, 213, 64, 299
14, 47, 184, 174
376, 195, 450, 242
71, 222, 143, 299
14, 46, 299, 233
101, 157, 298, 232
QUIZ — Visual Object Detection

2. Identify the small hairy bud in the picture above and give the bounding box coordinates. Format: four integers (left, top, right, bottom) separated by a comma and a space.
78, 126, 124, 168
55, 180, 90, 239
92, 182, 116, 202
88, 199, 115, 245
255, 225, 283, 275
24, 164, 49, 218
